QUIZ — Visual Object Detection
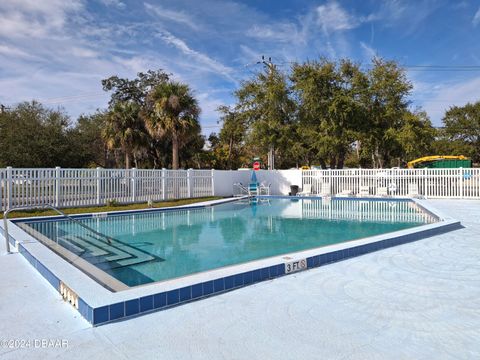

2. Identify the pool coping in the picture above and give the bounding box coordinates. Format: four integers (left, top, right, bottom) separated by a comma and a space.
0, 196, 462, 326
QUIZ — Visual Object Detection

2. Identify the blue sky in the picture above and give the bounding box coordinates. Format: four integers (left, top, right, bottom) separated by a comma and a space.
1, 0, 480, 134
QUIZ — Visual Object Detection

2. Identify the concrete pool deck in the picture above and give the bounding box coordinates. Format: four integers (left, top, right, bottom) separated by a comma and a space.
0, 199, 479, 359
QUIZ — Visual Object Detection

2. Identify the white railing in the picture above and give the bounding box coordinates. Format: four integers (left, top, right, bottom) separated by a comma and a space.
0, 167, 478, 211
0, 167, 214, 211
302, 168, 480, 199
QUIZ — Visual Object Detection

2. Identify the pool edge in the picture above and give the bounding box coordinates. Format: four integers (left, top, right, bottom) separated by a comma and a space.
1, 197, 462, 326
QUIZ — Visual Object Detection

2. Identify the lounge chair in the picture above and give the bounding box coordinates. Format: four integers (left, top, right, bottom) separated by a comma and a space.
376, 187, 389, 197
358, 186, 370, 197
259, 182, 271, 195
407, 183, 422, 198
297, 184, 312, 196
319, 183, 332, 197
336, 189, 354, 197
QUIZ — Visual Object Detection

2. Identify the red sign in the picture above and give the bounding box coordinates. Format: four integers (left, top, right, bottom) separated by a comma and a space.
253, 161, 260, 170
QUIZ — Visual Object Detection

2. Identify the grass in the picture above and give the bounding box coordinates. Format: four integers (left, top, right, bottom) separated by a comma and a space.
2, 197, 222, 219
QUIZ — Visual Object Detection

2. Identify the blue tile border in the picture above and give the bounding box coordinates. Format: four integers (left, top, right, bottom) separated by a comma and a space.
5, 198, 463, 327
125, 299, 140, 317
109, 302, 125, 321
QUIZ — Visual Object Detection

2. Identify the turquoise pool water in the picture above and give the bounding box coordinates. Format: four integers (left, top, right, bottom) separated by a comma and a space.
18, 198, 436, 287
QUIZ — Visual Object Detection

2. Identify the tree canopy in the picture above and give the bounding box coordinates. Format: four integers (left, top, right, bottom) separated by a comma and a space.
437, 101, 480, 163
213, 57, 439, 169
1, 59, 478, 169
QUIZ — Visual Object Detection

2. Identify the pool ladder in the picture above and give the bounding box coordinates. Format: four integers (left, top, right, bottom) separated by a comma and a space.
3, 204, 114, 254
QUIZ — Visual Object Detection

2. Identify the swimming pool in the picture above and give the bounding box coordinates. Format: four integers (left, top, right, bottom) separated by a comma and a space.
18, 197, 436, 288
5, 197, 460, 325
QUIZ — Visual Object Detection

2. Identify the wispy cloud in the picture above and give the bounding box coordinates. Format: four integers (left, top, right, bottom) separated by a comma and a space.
155, 30, 236, 83
0, 44, 32, 58
99, 0, 126, 9
360, 41, 377, 59
245, 23, 303, 43
473, 7, 480, 27
375, 0, 440, 34
0, 0, 83, 38
144, 2, 199, 31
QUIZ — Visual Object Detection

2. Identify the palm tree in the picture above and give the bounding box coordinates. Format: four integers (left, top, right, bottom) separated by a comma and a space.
102, 101, 146, 169
144, 81, 200, 169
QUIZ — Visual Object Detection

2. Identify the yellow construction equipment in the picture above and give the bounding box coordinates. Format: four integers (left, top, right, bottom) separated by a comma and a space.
407, 155, 468, 169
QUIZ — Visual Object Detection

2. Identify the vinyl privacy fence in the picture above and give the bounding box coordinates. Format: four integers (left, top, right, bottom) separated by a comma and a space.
0, 167, 214, 211
302, 168, 480, 199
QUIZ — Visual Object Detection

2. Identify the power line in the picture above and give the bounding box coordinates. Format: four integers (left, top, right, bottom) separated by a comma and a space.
269, 60, 480, 72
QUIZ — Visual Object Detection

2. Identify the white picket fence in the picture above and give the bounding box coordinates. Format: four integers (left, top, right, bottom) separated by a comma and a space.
0, 167, 214, 211
302, 168, 480, 199
0, 167, 479, 211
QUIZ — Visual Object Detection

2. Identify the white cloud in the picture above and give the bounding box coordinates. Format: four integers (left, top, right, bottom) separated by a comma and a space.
99, 0, 126, 9
71, 47, 99, 58
196, 92, 224, 124
375, 0, 440, 34
473, 7, 480, 27
0, 0, 83, 38
156, 30, 235, 83
420, 76, 480, 125
246, 23, 303, 43
316, 1, 359, 33
144, 3, 199, 30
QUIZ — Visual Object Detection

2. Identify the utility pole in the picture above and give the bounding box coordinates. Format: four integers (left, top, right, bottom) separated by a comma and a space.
0, 104, 11, 114
258, 56, 276, 170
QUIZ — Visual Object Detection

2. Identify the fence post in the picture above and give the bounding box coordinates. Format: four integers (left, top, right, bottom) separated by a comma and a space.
96, 167, 102, 206
6, 166, 12, 210
423, 168, 427, 198
328, 168, 332, 192
187, 169, 192, 198
460, 167, 464, 199
162, 168, 166, 200
55, 166, 61, 207
132, 168, 137, 203
211, 169, 215, 196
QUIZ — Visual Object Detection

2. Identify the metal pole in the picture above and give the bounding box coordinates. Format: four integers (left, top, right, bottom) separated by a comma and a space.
259, 56, 276, 171
3, 215, 10, 253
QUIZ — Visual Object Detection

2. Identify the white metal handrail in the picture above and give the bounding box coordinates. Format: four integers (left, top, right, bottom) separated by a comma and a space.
3, 204, 114, 254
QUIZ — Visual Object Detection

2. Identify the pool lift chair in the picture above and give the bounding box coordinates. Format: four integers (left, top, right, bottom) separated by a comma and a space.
297, 183, 312, 196
234, 172, 270, 202
248, 170, 260, 198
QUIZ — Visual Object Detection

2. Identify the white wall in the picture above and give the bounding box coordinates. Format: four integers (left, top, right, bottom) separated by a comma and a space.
212, 170, 250, 196
213, 169, 302, 196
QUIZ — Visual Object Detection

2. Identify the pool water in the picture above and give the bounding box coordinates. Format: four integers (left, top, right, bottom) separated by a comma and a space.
18, 198, 436, 287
